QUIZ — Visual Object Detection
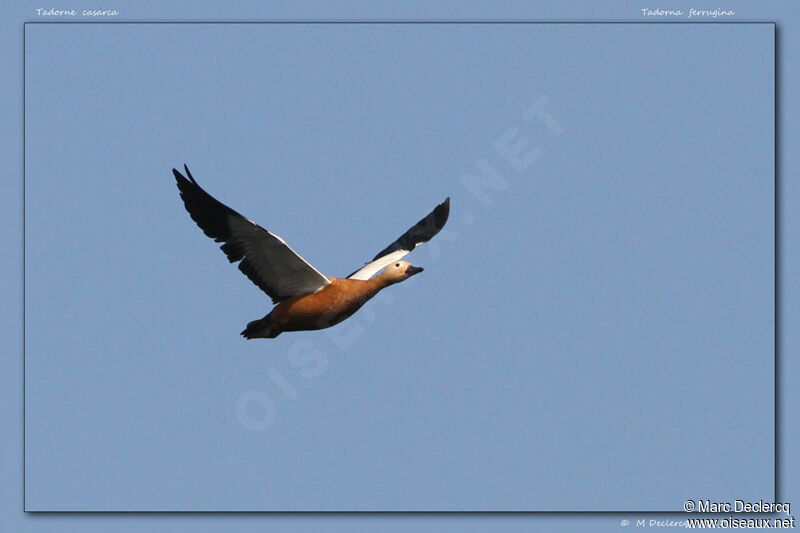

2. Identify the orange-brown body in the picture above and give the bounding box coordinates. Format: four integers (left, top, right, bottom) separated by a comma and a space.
272, 277, 386, 330
240, 260, 422, 339
243, 277, 389, 338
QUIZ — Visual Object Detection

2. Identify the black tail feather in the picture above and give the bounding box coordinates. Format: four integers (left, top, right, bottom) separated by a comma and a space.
241, 316, 281, 339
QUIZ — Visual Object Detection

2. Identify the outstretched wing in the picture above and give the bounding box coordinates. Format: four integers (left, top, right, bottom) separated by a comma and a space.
348, 197, 450, 280
174, 165, 330, 303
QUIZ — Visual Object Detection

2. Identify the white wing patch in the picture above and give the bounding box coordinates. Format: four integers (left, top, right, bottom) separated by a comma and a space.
348, 250, 410, 281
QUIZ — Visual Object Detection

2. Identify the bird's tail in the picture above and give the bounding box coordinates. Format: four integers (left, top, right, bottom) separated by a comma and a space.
241, 316, 281, 339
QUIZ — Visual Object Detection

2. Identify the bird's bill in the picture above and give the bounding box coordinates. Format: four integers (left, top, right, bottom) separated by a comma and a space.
405, 265, 424, 276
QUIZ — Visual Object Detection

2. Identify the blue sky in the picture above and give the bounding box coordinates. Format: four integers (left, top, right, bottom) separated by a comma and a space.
22, 18, 774, 516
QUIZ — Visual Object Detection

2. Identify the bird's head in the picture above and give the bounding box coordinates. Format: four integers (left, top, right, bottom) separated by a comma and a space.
380, 260, 424, 285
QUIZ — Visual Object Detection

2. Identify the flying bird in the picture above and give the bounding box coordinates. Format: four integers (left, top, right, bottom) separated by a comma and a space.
173, 166, 450, 339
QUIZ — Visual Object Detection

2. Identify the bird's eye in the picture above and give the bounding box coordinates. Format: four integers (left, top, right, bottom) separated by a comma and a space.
395, 263, 400, 267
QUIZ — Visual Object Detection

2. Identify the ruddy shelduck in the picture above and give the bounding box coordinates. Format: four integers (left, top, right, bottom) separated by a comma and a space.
174, 166, 450, 339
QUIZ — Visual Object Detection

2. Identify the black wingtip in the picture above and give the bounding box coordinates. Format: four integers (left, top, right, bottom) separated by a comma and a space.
436, 197, 451, 227
183, 164, 196, 183
173, 165, 199, 191
172, 167, 187, 188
